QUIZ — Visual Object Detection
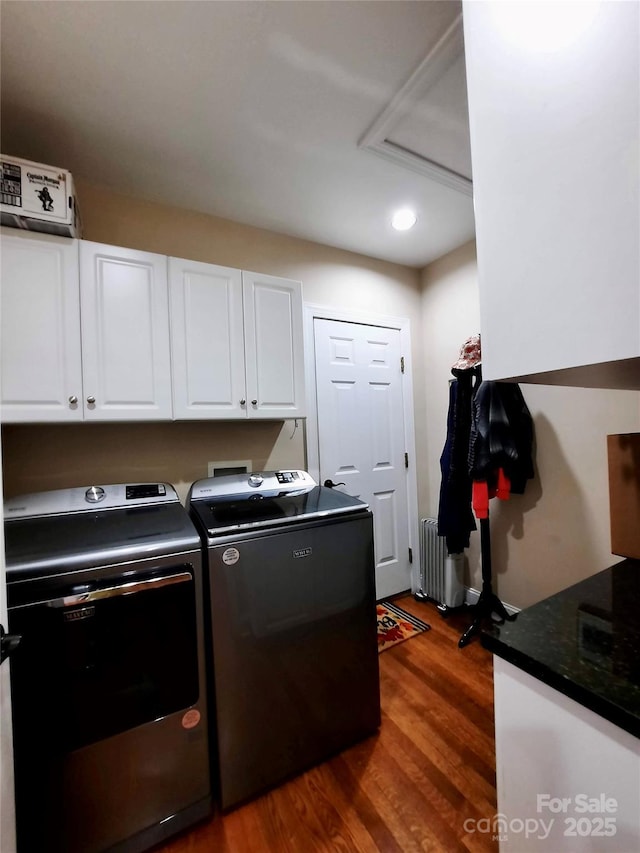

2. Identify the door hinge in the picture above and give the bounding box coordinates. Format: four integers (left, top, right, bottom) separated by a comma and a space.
404, 452, 409, 468
408, 547, 413, 564
400, 356, 405, 374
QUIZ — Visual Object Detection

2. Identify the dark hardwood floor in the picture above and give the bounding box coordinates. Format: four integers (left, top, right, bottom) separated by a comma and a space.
155, 596, 497, 853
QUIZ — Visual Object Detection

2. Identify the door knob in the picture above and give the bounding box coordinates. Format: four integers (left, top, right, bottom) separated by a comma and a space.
240, 399, 246, 406
324, 479, 346, 489
251, 400, 258, 406
86, 396, 96, 405
68, 395, 78, 405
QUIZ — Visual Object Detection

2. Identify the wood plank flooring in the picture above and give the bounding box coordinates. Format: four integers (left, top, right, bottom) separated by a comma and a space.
153, 597, 497, 853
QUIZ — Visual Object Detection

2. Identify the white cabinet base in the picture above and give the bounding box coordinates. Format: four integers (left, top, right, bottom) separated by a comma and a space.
492, 657, 640, 852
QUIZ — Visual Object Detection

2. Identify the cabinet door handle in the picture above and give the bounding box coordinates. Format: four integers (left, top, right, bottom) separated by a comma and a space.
68, 395, 78, 405
86, 396, 96, 405
240, 399, 246, 406
251, 400, 258, 406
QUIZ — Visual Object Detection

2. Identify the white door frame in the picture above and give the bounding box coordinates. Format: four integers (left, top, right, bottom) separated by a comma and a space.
304, 303, 420, 593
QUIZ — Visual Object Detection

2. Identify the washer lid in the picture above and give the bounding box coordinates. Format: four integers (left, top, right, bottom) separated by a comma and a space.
189, 484, 369, 538
4, 502, 200, 580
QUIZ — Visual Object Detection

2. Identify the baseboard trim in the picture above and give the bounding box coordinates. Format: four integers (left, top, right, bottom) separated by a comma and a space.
465, 586, 520, 617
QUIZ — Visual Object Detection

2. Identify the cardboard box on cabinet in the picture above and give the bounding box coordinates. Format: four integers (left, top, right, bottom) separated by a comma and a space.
1, 153, 81, 237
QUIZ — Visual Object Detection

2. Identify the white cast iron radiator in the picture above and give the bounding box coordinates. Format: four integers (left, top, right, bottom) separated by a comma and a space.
416, 518, 465, 609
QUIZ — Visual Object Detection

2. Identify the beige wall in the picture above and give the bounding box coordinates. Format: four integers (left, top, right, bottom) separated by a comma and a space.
5, 185, 638, 610
421, 242, 640, 608
2, 182, 424, 507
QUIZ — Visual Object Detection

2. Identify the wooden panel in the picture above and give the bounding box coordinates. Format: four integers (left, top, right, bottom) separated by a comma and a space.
608, 433, 640, 559
154, 598, 497, 853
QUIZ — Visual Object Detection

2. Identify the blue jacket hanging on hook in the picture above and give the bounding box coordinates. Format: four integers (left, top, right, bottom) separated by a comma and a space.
437, 334, 483, 553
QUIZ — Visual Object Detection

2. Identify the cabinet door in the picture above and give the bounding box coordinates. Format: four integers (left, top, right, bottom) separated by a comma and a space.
169, 257, 246, 419
0, 229, 83, 423
79, 242, 172, 420
242, 272, 305, 419
463, 0, 640, 385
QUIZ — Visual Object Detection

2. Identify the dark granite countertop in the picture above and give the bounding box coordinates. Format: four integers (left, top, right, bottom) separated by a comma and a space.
482, 559, 640, 738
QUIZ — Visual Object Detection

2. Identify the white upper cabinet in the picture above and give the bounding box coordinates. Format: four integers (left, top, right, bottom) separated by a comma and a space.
0, 229, 83, 422
79, 242, 172, 420
169, 258, 245, 419
242, 271, 306, 419
463, 1, 640, 388
2, 233, 305, 423
170, 260, 305, 420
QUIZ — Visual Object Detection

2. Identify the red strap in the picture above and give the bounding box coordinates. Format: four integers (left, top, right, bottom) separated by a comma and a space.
472, 481, 489, 519
473, 470, 511, 519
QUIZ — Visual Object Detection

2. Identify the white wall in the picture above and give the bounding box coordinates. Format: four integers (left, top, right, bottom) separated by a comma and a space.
421, 242, 640, 609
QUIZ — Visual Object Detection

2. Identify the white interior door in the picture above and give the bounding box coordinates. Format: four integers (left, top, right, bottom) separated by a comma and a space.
314, 318, 410, 600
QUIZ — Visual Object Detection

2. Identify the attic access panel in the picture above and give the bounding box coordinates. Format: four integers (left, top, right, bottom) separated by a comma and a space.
359, 14, 472, 196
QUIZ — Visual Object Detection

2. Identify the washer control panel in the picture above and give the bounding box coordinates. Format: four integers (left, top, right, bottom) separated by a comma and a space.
4, 483, 177, 519
189, 470, 315, 501
275, 471, 301, 484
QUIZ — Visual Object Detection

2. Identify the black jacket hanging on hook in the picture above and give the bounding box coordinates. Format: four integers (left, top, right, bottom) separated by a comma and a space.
438, 371, 534, 552
468, 381, 534, 517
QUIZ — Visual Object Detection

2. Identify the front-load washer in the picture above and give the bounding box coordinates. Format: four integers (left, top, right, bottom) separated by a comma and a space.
3, 483, 212, 853
187, 470, 381, 810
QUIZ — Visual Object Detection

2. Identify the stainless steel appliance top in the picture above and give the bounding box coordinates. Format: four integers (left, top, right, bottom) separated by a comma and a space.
187, 470, 369, 537
3, 483, 201, 580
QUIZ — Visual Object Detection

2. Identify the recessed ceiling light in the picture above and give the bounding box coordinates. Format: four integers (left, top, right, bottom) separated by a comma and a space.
391, 208, 417, 231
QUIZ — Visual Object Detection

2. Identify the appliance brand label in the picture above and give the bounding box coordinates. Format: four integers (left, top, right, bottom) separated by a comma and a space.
222, 547, 240, 565
64, 606, 95, 623
293, 547, 312, 559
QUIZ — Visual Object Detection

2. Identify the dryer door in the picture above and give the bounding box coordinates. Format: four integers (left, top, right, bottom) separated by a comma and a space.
9, 566, 199, 751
